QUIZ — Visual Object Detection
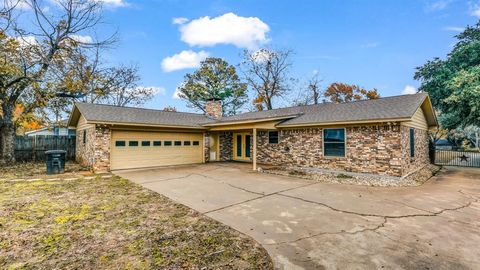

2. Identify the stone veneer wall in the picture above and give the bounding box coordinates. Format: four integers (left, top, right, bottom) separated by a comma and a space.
204, 133, 210, 163
219, 132, 233, 161
75, 124, 111, 172
76, 125, 96, 168
401, 126, 429, 175
93, 125, 111, 172
256, 125, 406, 177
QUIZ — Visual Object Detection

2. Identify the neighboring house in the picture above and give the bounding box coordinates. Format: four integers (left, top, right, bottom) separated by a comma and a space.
25, 120, 76, 137
67, 93, 437, 177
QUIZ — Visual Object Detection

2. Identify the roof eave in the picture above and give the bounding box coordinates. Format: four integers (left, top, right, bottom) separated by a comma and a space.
276, 117, 413, 128
88, 120, 208, 130
202, 114, 302, 127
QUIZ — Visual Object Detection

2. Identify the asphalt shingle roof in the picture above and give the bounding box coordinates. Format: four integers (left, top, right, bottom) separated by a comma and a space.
217, 93, 429, 126
73, 93, 431, 128
75, 103, 214, 128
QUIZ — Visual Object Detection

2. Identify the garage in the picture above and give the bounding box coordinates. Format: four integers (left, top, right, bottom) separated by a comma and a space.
110, 130, 204, 170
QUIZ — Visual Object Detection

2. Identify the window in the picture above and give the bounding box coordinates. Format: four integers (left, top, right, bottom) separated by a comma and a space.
268, 131, 279, 144
129, 141, 139, 147
174, 141, 182, 146
164, 141, 172, 146
141, 141, 151, 147
153, 141, 161, 146
236, 134, 242, 157
184, 141, 191, 146
83, 130, 86, 145
192, 141, 200, 146
323, 128, 346, 157
115, 141, 126, 147
245, 135, 251, 157
410, 128, 415, 158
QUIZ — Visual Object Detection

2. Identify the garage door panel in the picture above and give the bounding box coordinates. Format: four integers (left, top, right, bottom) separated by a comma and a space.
111, 131, 203, 170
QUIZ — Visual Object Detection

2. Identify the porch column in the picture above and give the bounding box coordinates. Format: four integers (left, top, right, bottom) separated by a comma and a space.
253, 128, 257, 171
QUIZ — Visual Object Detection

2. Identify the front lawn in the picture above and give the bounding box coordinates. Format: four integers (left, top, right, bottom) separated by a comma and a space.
0, 173, 272, 269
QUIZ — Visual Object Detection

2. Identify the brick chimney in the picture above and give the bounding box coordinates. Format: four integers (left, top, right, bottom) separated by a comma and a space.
205, 99, 222, 120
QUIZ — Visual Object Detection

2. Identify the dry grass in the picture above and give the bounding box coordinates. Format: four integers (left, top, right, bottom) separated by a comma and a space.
0, 174, 272, 269
0, 162, 86, 180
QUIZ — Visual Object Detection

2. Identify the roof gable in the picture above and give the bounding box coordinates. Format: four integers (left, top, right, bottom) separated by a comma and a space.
68, 103, 214, 129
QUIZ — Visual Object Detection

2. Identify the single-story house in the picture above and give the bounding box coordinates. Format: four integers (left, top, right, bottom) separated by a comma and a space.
67, 92, 437, 177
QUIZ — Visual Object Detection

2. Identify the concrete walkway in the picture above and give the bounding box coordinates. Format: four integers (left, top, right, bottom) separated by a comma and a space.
115, 163, 480, 270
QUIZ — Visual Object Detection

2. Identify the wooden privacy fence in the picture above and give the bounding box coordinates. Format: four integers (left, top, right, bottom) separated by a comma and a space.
14, 135, 76, 162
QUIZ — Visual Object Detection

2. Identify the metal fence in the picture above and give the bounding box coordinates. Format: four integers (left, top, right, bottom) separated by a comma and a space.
433, 149, 480, 167
14, 135, 76, 162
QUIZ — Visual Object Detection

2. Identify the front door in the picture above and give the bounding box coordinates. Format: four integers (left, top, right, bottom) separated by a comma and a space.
233, 132, 251, 161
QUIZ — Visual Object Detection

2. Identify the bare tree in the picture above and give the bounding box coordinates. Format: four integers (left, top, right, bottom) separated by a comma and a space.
292, 71, 324, 106
0, 0, 114, 164
103, 66, 157, 107
240, 48, 295, 110
307, 72, 322, 105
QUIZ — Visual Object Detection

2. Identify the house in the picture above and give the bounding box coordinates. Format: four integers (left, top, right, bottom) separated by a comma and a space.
67, 93, 437, 177
25, 120, 76, 137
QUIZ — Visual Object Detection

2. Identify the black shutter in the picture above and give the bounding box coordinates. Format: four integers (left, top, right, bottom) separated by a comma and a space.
410, 128, 415, 158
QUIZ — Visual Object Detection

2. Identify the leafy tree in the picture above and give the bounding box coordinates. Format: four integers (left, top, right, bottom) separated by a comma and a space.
241, 48, 295, 110
448, 125, 480, 149
415, 21, 480, 129
324, 82, 380, 103
177, 57, 248, 116
0, 0, 114, 164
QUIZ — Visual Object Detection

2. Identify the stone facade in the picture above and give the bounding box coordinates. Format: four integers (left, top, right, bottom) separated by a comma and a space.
219, 132, 233, 161
75, 124, 111, 172
75, 121, 429, 177
204, 132, 210, 163
401, 126, 429, 175
255, 124, 418, 177
75, 126, 95, 169
93, 125, 111, 172
205, 100, 222, 120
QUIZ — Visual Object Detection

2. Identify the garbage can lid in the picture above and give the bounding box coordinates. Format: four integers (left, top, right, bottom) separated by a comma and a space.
45, 150, 67, 154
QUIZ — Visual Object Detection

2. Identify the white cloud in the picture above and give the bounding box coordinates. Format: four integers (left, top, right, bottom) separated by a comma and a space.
443, 26, 464, 32
427, 0, 452, 11
161, 50, 209, 72
2, 0, 30, 10
94, 0, 128, 7
470, 2, 480, 17
136, 86, 166, 95
178, 12, 270, 49
172, 85, 183, 99
361, 42, 379, 48
402, 85, 417, 95
172, 17, 189, 25
14, 35, 37, 46
69, 35, 93, 43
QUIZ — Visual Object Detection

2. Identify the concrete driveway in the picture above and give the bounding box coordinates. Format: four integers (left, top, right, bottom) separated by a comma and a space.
115, 163, 480, 270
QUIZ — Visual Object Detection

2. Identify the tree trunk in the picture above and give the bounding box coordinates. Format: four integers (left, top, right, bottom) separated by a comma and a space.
0, 103, 15, 165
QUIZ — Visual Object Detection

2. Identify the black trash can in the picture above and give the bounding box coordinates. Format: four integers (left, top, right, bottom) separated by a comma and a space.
45, 150, 67, 174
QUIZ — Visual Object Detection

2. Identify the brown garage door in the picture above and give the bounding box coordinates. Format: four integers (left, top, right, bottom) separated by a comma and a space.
111, 130, 204, 170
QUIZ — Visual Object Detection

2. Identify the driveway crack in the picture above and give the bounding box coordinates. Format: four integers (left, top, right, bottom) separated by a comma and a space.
266, 191, 477, 246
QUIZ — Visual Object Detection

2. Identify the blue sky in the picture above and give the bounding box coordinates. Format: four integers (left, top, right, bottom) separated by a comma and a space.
95, 0, 478, 112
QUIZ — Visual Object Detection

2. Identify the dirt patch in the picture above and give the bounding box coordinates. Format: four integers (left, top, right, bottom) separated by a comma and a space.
260, 165, 441, 187
0, 175, 272, 269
